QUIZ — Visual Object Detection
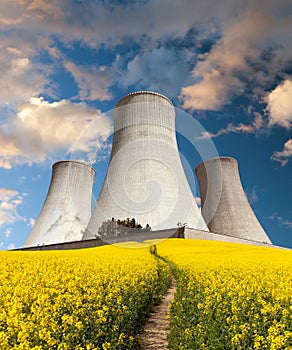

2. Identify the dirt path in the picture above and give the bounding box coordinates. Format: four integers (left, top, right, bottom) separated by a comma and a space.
138, 278, 176, 349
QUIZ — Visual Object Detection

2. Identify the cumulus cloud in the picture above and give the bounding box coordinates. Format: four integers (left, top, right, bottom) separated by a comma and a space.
271, 139, 292, 167
181, 69, 243, 111
0, 0, 240, 43
0, 188, 19, 202
0, 97, 112, 169
0, 188, 25, 227
0, 0, 291, 155
1, 0, 291, 112
26, 0, 65, 21
121, 47, 192, 97
0, 55, 47, 105
64, 61, 113, 101
0, 0, 65, 26
265, 79, 292, 129
180, 1, 292, 111
197, 113, 265, 139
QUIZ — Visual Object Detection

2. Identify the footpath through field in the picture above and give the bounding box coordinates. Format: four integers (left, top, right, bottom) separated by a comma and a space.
137, 278, 176, 349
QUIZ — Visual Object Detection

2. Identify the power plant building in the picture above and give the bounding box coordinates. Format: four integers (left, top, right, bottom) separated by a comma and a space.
24, 161, 95, 247
23, 92, 272, 248
195, 157, 272, 243
83, 91, 208, 239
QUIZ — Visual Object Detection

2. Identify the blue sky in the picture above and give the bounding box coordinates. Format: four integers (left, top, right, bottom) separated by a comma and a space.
0, 0, 291, 249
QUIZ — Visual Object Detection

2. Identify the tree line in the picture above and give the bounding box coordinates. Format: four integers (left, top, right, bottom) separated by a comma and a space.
97, 217, 151, 237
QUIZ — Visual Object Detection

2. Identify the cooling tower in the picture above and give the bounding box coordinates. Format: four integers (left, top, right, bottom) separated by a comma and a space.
24, 161, 95, 247
195, 157, 271, 243
83, 91, 208, 239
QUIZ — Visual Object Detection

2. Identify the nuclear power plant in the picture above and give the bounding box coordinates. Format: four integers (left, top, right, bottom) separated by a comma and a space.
24, 91, 272, 248
23, 161, 95, 247
83, 91, 208, 240
195, 157, 272, 244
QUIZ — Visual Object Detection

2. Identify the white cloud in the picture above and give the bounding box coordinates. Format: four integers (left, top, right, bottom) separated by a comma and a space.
0, 97, 112, 168
0, 0, 240, 44
121, 47, 191, 97
265, 79, 292, 129
64, 61, 113, 101
0, 0, 290, 143
0, 0, 65, 26
0, 28, 114, 169
197, 113, 264, 139
271, 139, 292, 167
0, 188, 25, 228
0, 55, 47, 105
270, 213, 292, 229
0, 188, 19, 202
5, 228, 12, 238
181, 69, 243, 111
0, 27, 53, 105
180, 1, 292, 111
28, 218, 35, 228
26, 0, 65, 21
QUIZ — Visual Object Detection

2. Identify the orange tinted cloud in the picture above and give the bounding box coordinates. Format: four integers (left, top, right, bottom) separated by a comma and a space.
0, 97, 112, 169
266, 79, 292, 129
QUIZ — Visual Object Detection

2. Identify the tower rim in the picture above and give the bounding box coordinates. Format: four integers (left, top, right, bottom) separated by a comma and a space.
114, 91, 173, 108
195, 156, 237, 173
53, 160, 96, 173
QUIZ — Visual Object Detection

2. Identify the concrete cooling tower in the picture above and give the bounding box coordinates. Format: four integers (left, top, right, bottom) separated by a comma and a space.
195, 157, 271, 243
83, 91, 208, 239
24, 161, 95, 247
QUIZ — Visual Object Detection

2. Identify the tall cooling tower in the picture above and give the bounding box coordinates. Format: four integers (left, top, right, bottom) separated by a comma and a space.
24, 161, 95, 247
195, 157, 271, 243
83, 91, 208, 239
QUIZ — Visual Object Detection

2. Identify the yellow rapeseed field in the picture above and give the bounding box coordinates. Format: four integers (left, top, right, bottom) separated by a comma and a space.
157, 239, 292, 350
0, 244, 171, 349
0, 239, 291, 349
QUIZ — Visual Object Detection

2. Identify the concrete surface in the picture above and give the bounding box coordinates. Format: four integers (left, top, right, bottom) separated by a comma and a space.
195, 157, 272, 244
84, 91, 207, 239
24, 161, 95, 247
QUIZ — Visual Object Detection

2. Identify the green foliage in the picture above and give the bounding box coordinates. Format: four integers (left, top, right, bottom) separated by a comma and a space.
149, 244, 157, 256
97, 217, 151, 237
